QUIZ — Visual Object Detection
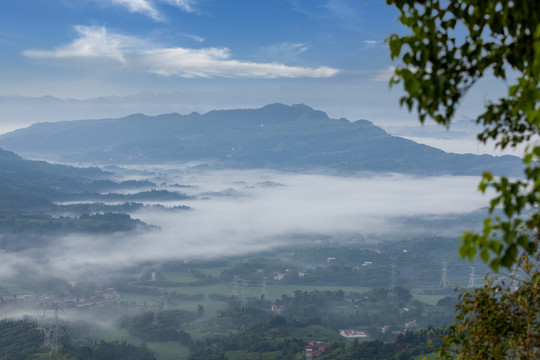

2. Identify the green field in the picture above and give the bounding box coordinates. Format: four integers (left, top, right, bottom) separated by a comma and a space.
0, 243, 461, 360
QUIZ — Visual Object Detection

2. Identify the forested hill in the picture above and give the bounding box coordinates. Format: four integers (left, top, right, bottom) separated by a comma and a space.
0, 103, 521, 176
0, 148, 157, 236
0, 147, 107, 210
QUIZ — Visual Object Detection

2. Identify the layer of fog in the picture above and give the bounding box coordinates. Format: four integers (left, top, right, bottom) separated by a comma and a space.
0, 168, 492, 282
381, 120, 534, 157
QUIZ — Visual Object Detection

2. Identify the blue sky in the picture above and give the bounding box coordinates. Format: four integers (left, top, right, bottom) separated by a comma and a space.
1, 0, 398, 93
0, 0, 517, 155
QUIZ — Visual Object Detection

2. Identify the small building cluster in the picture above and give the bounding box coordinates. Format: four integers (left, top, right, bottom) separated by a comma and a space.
0, 287, 120, 309
405, 319, 417, 329
304, 341, 330, 359
270, 304, 285, 315
273, 268, 308, 281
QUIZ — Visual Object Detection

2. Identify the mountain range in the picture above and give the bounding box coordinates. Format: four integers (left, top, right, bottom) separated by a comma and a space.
0, 103, 521, 176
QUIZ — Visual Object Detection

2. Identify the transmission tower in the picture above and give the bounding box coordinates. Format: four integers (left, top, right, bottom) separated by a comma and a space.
260, 277, 267, 299
388, 259, 398, 302
161, 289, 169, 311
152, 305, 159, 324
42, 304, 60, 355
152, 299, 163, 325
43, 322, 52, 348
439, 262, 450, 288
467, 266, 476, 288
51, 307, 59, 354
510, 265, 521, 291
35, 304, 46, 332
240, 279, 248, 310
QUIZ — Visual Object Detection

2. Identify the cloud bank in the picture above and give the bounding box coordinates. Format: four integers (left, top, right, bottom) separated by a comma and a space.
23, 26, 338, 79
0, 169, 490, 281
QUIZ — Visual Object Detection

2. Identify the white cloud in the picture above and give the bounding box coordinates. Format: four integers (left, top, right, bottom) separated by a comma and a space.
291, 0, 361, 30
141, 47, 338, 78
162, 0, 198, 13
24, 26, 339, 79
323, 0, 357, 20
110, 0, 163, 21
371, 66, 395, 81
105, 0, 200, 20
23, 26, 135, 63
183, 34, 205, 43
259, 43, 309, 63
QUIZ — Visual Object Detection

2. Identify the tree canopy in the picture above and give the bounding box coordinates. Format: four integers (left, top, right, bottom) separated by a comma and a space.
386, 0, 540, 271
386, 0, 540, 358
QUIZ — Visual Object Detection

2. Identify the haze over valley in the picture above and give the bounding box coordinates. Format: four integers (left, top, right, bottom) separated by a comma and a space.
1, 97, 522, 358
0, 1, 532, 358
0, 104, 507, 359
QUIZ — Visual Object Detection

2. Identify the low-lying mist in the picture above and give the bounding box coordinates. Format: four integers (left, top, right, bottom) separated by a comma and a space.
0, 168, 491, 282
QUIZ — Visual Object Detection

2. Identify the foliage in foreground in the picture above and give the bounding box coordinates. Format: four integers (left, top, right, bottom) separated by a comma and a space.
439, 253, 540, 359
387, 0, 539, 271
387, 0, 540, 358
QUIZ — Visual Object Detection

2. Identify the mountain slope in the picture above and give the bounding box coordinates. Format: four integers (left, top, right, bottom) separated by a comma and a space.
0, 103, 522, 176
0, 147, 108, 210
0, 148, 159, 238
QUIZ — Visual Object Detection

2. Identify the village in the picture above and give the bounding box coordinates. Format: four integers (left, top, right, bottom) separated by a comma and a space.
0, 283, 120, 309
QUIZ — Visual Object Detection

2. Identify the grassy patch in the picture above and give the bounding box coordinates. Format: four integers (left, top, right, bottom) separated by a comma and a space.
226, 350, 284, 360
160, 270, 199, 283
145, 341, 190, 360
411, 293, 446, 306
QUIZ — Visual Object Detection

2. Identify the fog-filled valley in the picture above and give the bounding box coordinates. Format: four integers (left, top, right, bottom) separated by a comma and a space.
1, 164, 492, 280
0, 104, 511, 360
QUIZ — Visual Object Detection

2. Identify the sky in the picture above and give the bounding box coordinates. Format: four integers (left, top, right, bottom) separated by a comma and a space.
0, 0, 397, 96
0, 0, 519, 154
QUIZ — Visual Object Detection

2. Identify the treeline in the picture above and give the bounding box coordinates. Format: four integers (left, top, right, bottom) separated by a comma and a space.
121, 309, 197, 346
0, 319, 43, 360
0, 211, 151, 237
54, 189, 193, 202
189, 319, 305, 359
63, 340, 156, 360
57, 202, 191, 215
0, 319, 157, 360
189, 312, 444, 359
321, 328, 444, 359
112, 282, 205, 300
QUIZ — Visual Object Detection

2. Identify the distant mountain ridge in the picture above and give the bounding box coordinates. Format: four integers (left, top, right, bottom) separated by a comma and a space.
0, 103, 522, 176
